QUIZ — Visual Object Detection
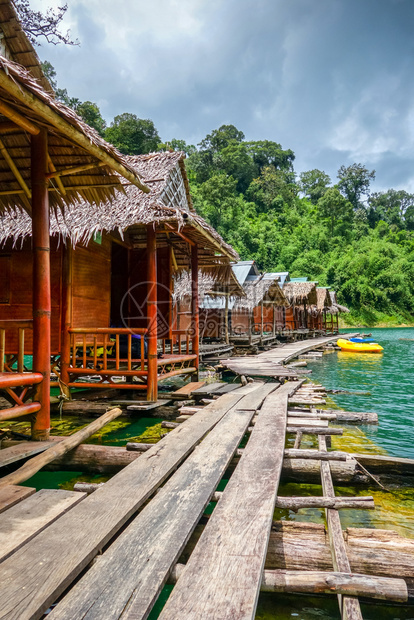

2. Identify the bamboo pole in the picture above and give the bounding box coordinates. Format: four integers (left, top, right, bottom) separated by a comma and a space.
147, 225, 158, 402
0, 407, 122, 489
47, 154, 66, 196
31, 129, 51, 441
60, 244, 72, 396
0, 100, 40, 135
0, 137, 31, 199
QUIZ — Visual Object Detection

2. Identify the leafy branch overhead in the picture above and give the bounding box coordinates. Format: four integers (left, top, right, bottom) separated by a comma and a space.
12, 0, 78, 46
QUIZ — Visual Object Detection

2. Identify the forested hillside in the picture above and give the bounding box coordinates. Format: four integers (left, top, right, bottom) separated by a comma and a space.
42, 63, 414, 325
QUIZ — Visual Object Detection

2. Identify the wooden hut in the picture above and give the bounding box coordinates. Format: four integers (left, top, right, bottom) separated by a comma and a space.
228, 262, 289, 347
312, 287, 331, 332
0, 59, 149, 437
282, 281, 318, 334
0, 3, 237, 437
1, 151, 238, 408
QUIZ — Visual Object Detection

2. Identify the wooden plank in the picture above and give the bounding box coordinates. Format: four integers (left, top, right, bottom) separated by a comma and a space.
49, 383, 278, 620
286, 427, 343, 435
191, 382, 224, 396
0, 441, 58, 468
0, 489, 86, 562
319, 435, 363, 620
171, 381, 207, 397
284, 449, 347, 461
0, 485, 35, 513
213, 383, 242, 394
0, 385, 261, 620
158, 381, 301, 620
287, 418, 328, 428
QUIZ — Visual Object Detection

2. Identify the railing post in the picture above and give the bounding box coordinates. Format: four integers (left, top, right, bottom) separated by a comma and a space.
60, 243, 72, 397
147, 225, 158, 402
191, 244, 199, 378
31, 128, 50, 441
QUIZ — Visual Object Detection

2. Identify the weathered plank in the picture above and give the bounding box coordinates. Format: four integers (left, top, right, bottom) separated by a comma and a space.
0, 485, 35, 514
319, 435, 363, 620
286, 427, 343, 435
0, 489, 86, 562
213, 383, 242, 394
49, 383, 278, 620
274, 496, 375, 511
284, 449, 347, 461
0, 441, 58, 468
287, 418, 328, 428
0, 386, 259, 620
191, 382, 224, 396
172, 380, 207, 397
158, 381, 300, 620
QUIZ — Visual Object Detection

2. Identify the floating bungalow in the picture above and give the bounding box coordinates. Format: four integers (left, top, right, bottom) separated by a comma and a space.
282, 280, 318, 334
0, 5, 237, 438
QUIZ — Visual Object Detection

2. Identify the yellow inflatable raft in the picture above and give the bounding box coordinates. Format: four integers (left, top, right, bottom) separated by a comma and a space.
337, 339, 383, 353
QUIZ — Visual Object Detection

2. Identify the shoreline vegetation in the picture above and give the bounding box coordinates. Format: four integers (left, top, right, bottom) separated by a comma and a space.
38, 66, 414, 323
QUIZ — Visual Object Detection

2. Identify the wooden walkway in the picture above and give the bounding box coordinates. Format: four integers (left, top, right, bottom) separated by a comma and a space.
221, 333, 358, 378
0, 335, 411, 620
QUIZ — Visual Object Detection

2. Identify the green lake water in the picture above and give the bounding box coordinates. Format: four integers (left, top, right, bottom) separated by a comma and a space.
6, 328, 414, 619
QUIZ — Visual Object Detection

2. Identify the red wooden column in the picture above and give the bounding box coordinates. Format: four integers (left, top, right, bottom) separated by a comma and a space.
191, 244, 199, 377
31, 129, 51, 440
60, 243, 73, 397
147, 225, 158, 402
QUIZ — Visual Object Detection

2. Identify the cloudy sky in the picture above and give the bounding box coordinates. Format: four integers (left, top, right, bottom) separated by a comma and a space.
32, 0, 414, 192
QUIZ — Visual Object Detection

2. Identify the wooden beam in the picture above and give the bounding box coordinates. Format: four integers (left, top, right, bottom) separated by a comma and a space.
284, 449, 347, 461
0, 99, 40, 135
165, 222, 195, 246
191, 244, 199, 377
47, 154, 66, 196
0, 136, 32, 200
45, 161, 106, 179
0, 72, 150, 192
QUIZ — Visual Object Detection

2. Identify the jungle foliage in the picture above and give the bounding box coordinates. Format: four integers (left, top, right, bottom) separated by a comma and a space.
39, 62, 414, 323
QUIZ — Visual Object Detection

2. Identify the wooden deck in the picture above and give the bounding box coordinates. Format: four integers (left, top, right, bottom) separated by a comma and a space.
0, 335, 412, 619
221, 333, 358, 379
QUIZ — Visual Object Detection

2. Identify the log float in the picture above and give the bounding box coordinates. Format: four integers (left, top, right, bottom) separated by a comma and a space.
168, 563, 407, 603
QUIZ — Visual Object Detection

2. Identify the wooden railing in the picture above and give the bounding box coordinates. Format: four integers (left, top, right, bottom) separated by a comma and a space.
160, 329, 192, 356
0, 319, 33, 373
0, 319, 42, 421
67, 327, 148, 375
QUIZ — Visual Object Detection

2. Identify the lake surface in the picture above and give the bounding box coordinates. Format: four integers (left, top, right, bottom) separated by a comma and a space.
307, 327, 414, 459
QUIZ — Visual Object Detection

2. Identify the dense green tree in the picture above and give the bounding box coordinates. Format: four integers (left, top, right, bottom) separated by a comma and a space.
245, 140, 295, 173
337, 163, 375, 209
75, 101, 106, 136
105, 114, 161, 155
247, 165, 296, 211
367, 189, 414, 229
299, 169, 331, 204
199, 124, 245, 153
317, 187, 353, 236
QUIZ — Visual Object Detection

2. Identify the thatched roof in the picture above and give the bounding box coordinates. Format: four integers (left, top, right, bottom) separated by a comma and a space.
233, 275, 288, 311
172, 270, 217, 304
1, 151, 238, 273
0, 53, 148, 216
316, 287, 331, 310
0, 0, 53, 92
283, 281, 317, 305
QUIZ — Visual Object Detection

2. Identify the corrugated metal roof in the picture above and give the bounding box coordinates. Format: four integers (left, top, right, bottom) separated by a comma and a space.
290, 277, 308, 282
231, 261, 259, 285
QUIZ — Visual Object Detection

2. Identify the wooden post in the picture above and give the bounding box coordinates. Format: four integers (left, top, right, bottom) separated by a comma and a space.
191, 245, 199, 378
60, 243, 72, 397
273, 304, 276, 336
224, 294, 229, 345
168, 245, 173, 339
31, 129, 50, 441
147, 226, 158, 402
260, 299, 264, 342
